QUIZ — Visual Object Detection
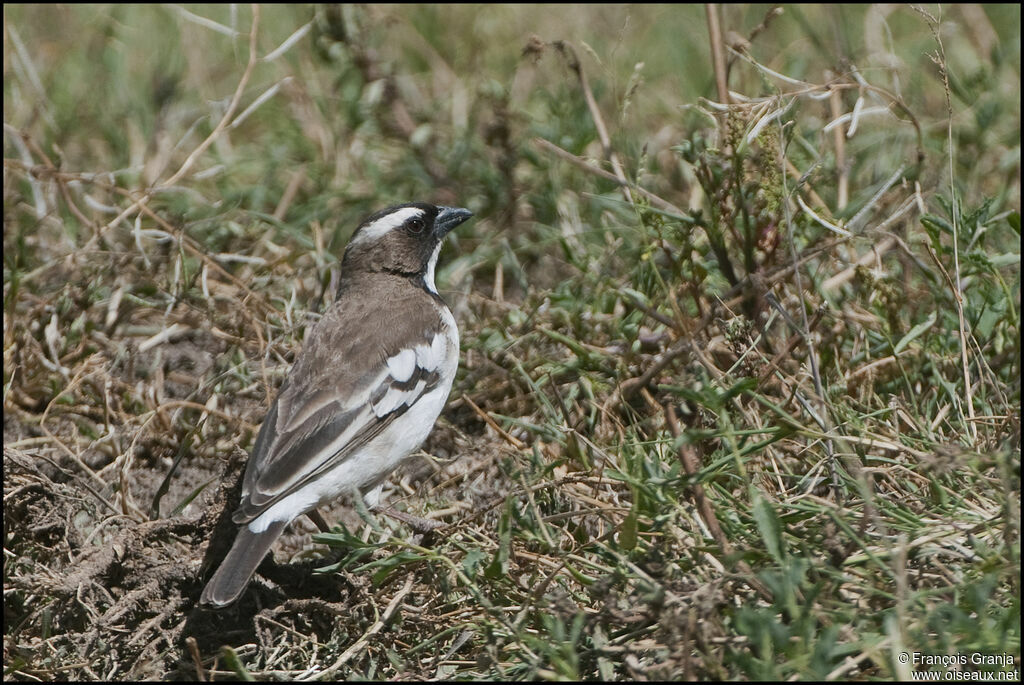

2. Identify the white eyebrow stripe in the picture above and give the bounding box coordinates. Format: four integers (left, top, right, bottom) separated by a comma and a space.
350, 207, 425, 246
386, 348, 417, 382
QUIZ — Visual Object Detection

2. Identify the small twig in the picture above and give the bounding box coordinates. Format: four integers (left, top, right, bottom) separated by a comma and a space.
132, 200, 277, 320
746, 5, 783, 46
339, 10, 450, 185
273, 164, 307, 221
463, 394, 526, 450
846, 164, 906, 232
307, 509, 332, 533
5, 448, 120, 517
785, 158, 829, 211
163, 6, 260, 189
611, 248, 855, 409
796, 194, 852, 237
623, 292, 682, 332
663, 406, 725, 550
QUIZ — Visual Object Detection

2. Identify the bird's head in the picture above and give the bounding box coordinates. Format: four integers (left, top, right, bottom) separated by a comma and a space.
342, 202, 473, 293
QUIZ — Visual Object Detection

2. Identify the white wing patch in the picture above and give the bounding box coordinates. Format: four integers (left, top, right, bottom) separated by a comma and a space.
350, 206, 425, 246
372, 331, 452, 418
372, 378, 427, 417
386, 348, 417, 382
414, 332, 447, 372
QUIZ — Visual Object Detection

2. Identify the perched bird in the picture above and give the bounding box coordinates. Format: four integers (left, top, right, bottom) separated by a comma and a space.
200, 202, 474, 607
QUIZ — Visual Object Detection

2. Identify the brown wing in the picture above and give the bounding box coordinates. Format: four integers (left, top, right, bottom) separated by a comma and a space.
232, 277, 450, 524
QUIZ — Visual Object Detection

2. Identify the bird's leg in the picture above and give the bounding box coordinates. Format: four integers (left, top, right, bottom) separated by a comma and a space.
305, 509, 332, 533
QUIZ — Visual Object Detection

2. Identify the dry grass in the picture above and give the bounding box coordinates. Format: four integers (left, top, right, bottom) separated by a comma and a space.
4, 4, 1020, 681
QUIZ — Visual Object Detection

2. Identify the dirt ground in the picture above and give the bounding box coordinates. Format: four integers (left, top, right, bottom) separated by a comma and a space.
4, 377, 509, 679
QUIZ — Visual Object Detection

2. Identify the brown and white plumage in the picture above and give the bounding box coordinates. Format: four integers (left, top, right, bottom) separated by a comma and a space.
201, 203, 472, 607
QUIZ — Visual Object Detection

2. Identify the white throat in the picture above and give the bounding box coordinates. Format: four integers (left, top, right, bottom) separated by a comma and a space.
423, 242, 442, 294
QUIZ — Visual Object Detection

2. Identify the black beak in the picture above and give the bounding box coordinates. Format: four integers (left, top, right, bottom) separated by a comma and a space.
434, 206, 474, 238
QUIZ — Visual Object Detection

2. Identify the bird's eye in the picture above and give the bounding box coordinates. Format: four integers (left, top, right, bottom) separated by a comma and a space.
406, 217, 426, 234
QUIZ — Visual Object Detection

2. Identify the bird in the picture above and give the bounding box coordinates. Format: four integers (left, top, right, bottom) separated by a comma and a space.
200, 202, 474, 607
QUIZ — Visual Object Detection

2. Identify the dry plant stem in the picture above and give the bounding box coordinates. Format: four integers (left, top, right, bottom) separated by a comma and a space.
443, 474, 629, 531
726, 46, 925, 163
919, 6, 977, 444
463, 393, 526, 449
273, 164, 307, 221
618, 337, 691, 403
185, 636, 207, 682
551, 40, 634, 205
774, 119, 844, 496
532, 137, 684, 215
616, 233, 845, 406
36, 365, 122, 499
705, 4, 730, 105
624, 292, 682, 332
614, 259, 836, 407
133, 200, 277, 320
785, 158, 829, 211
746, 5, 783, 47
822, 236, 898, 291
300, 575, 413, 680
756, 306, 827, 388
7, 448, 119, 518
373, 506, 446, 533
1, 160, 275, 329
664, 403, 772, 602
17, 132, 99, 235
83, 5, 262, 253
829, 86, 849, 210
957, 4, 999, 57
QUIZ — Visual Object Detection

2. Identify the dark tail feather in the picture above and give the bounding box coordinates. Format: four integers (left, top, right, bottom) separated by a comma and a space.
200, 520, 288, 607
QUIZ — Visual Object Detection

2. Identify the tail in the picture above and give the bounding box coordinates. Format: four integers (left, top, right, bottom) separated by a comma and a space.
200, 520, 288, 607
